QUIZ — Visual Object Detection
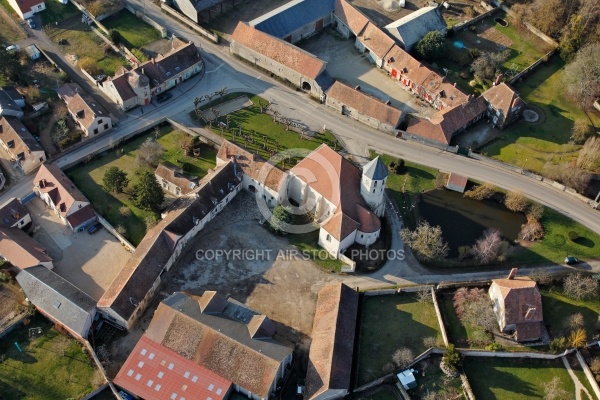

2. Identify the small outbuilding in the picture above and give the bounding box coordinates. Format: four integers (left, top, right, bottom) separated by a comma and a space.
446, 173, 468, 193
397, 369, 417, 390
25, 44, 40, 61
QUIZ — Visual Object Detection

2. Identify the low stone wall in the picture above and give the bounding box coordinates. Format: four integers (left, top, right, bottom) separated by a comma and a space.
576, 349, 600, 400
353, 373, 394, 393
96, 214, 135, 252
400, 131, 460, 153
432, 288, 449, 346
80, 68, 98, 86
166, 118, 223, 147
81, 383, 109, 400
161, 3, 219, 43
509, 49, 556, 85
363, 288, 397, 296
125, 4, 167, 38
460, 372, 476, 400
339, 253, 356, 272
458, 349, 575, 359
0, 312, 29, 339
81, 340, 122, 399
453, 7, 500, 32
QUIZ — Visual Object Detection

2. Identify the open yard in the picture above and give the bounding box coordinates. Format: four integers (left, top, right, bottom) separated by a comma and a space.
39, 0, 79, 26
195, 93, 339, 167
356, 293, 442, 386
463, 357, 576, 400
541, 288, 600, 341
68, 124, 216, 245
410, 354, 464, 399
0, 316, 100, 400
45, 15, 126, 76
483, 55, 600, 176
0, 281, 25, 331
0, 4, 24, 44
102, 9, 161, 49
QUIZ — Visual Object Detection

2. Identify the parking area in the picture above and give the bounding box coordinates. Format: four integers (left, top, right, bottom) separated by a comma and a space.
26, 197, 129, 301
300, 32, 436, 118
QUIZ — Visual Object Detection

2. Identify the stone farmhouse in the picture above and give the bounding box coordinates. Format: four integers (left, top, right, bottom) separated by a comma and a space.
7, 0, 45, 20
171, 0, 230, 23
489, 268, 544, 342
0, 226, 53, 270
154, 162, 199, 196
481, 82, 526, 129
33, 163, 97, 231
0, 116, 46, 174
305, 283, 359, 400
58, 84, 112, 138
115, 291, 294, 400
0, 198, 31, 230
101, 38, 204, 111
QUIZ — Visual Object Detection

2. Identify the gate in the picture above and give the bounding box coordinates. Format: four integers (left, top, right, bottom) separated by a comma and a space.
21, 191, 36, 204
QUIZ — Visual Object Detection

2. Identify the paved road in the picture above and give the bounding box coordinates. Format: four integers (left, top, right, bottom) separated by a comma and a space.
3, 1, 600, 243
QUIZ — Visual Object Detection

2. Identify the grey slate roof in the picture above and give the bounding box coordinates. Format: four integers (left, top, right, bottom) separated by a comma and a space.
16, 266, 96, 337
192, 0, 222, 12
0, 198, 29, 228
362, 156, 388, 180
0, 90, 23, 118
250, 0, 335, 38
384, 6, 446, 50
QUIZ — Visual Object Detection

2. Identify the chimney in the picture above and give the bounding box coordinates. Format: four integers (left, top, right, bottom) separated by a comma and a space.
151, 58, 155, 64
453, 82, 457, 87
507, 268, 518, 280
524, 306, 536, 319
355, 85, 361, 91
385, 100, 391, 105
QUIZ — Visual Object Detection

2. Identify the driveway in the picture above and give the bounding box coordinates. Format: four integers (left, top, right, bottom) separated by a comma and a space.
26, 197, 130, 301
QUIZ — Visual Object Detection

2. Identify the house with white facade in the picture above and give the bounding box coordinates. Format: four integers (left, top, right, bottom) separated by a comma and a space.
0, 116, 46, 174
7, 0, 45, 20
58, 83, 112, 138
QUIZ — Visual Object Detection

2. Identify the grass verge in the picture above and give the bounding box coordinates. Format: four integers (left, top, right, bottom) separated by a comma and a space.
102, 9, 161, 49
540, 288, 600, 340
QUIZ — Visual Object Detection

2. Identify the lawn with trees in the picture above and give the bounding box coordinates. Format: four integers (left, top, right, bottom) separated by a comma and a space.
68, 124, 216, 245
356, 293, 442, 386
0, 316, 101, 400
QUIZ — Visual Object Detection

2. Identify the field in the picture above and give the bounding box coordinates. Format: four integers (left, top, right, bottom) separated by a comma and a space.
356, 294, 442, 386
194, 93, 340, 167
483, 55, 600, 175
463, 357, 575, 400
68, 124, 216, 245
541, 288, 600, 340
45, 16, 126, 76
102, 9, 161, 49
0, 316, 100, 400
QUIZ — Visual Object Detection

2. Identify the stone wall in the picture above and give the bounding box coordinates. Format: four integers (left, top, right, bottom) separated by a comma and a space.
161, 3, 219, 43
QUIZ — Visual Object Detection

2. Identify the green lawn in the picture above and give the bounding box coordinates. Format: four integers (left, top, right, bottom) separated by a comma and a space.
356, 294, 442, 386
0, 316, 99, 400
194, 93, 340, 167
371, 152, 438, 230
40, 1, 79, 26
511, 208, 600, 265
68, 124, 216, 245
44, 16, 126, 76
288, 230, 343, 273
102, 9, 161, 49
463, 357, 576, 400
541, 288, 600, 339
483, 54, 600, 175
411, 354, 463, 399
569, 355, 598, 400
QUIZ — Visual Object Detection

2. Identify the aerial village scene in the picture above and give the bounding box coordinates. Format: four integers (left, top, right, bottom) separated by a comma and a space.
0, 0, 599, 399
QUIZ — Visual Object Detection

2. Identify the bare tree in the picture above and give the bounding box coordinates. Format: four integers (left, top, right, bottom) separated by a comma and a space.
527, 204, 544, 221
576, 136, 600, 169
519, 215, 545, 241
528, 268, 554, 285
217, 87, 228, 103
416, 287, 433, 303
453, 287, 497, 334
563, 273, 599, 300
564, 43, 600, 109
544, 376, 568, 400
136, 138, 164, 166
504, 190, 529, 212
392, 347, 414, 370
568, 328, 587, 348
543, 162, 591, 193
423, 336, 438, 348
471, 228, 511, 264
400, 221, 449, 261
464, 183, 496, 200
472, 51, 510, 81
564, 312, 584, 331
193, 96, 202, 111
570, 119, 593, 144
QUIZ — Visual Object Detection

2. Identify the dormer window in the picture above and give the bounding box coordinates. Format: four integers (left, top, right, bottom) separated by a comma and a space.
7, 140, 14, 148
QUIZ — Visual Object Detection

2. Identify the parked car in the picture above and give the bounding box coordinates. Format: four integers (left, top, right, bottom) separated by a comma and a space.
58, 38, 68, 45
6, 45, 20, 52
565, 256, 580, 265
26, 19, 35, 28
87, 222, 102, 235
156, 92, 172, 103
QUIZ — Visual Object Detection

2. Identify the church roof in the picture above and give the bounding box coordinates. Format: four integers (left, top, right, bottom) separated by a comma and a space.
362, 156, 388, 180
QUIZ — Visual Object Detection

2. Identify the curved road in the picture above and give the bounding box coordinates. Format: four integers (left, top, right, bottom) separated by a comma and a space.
3, 0, 599, 241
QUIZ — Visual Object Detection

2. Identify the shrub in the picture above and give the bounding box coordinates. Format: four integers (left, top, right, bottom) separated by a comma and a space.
119, 206, 132, 217
443, 344, 461, 370
550, 337, 566, 354
568, 231, 579, 241
485, 342, 504, 352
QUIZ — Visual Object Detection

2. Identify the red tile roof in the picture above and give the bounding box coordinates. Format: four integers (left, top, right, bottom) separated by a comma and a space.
11, 0, 43, 13
137, 42, 202, 88
326, 81, 403, 128
231, 22, 327, 80
321, 212, 359, 241
357, 22, 395, 59
155, 162, 198, 195
446, 173, 468, 192
0, 227, 52, 269
114, 335, 232, 400
305, 283, 359, 399
34, 163, 90, 218
290, 145, 380, 239
65, 204, 96, 228
58, 83, 109, 131
0, 116, 44, 163
334, 0, 369, 35
406, 96, 487, 144
481, 82, 525, 120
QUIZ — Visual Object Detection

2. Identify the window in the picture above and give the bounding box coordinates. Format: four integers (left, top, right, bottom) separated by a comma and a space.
374, 181, 377, 187
326, 234, 331, 242
93, 128, 98, 135
98, 119, 102, 124
373, 189, 375, 193
104, 124, 108, 130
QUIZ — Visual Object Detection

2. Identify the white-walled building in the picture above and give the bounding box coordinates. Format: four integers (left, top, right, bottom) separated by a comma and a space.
7, 0, 45, 20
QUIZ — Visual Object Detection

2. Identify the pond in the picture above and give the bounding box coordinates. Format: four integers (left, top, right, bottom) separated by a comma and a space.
418, 189, 526, 258
495, 18, 508, 27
